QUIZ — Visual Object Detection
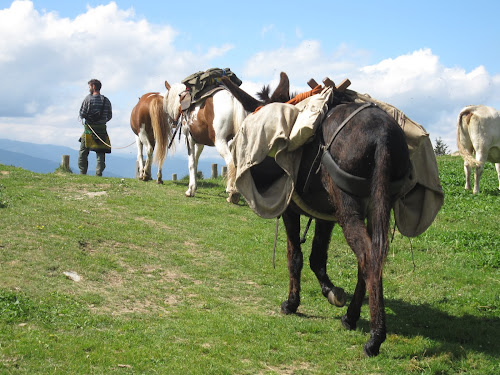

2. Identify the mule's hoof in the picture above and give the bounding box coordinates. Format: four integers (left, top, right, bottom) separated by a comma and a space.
327, 288, 346, 307
280, 301, 297, 315
363, 342, 380, 357
341, 315, 356, 331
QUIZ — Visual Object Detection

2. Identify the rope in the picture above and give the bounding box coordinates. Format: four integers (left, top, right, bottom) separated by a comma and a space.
272, 216, 280, 269
84, 121, 136, 149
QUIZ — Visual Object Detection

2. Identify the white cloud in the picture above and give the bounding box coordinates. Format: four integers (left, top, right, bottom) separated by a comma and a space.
0, 1, 233, 155
243, 44, 499, 150
261, 24, 274, 37
1, 1, 499, 158
348, 49, 500, 149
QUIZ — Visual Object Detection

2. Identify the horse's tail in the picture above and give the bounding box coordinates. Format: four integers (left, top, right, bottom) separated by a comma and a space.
456, 107, 479, 168
370, 143, 392, 272
151, 95, 174, 166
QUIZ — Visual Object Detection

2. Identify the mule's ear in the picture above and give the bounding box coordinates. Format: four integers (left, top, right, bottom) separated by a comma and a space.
270, 72, 290, 103
165, 80, 171, 90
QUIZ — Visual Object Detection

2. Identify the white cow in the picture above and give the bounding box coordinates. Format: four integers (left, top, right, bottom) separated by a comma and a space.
456, 105, 500, 194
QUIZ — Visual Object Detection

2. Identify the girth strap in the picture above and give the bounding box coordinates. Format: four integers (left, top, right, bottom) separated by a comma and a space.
321, 150, 412, 197
321, 102, 410, 197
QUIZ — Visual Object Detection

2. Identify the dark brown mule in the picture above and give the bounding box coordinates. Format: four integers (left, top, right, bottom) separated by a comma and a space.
223, 82, 411, 356
130, 92, 175, 183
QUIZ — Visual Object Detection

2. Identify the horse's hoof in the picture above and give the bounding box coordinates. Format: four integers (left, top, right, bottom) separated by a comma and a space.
341, 314, 356, 331
327, 288, 346, 307
227, 192, 240, 204
280, 300, 297, 315
157, 179, 163, 185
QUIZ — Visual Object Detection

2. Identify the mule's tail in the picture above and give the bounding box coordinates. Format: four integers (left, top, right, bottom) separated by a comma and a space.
456, 107, 479, 168
371, 144, 392, 270
151, 96, 174, 166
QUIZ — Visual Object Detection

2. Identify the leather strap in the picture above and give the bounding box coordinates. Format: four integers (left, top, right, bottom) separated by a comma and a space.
324, 103, 373, 151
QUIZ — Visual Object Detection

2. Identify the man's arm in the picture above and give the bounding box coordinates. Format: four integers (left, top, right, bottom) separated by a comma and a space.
105, 97, 112, 122
79, 96, 90, 120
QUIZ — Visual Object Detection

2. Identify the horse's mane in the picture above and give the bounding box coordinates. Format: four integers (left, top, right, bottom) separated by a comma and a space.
163, 83, 185, 120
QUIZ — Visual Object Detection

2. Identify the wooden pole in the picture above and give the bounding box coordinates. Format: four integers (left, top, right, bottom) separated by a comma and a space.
172, 174, 177, 181
61, 155, 70, 170
221, 166, 227, 178
211, 164, 218, 179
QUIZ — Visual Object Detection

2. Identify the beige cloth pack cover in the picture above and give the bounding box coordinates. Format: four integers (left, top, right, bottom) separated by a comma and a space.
231, 90, 444, 238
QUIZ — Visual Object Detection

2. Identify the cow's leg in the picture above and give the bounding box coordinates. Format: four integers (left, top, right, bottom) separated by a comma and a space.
309, 219, 346, 307
473, 151, 487, 194
135, 136, 145, 180
473, 163, 485, 194
281, 209, 303, 314
185, 133, 204, 197
464, 162, 472, 190
496, 163, 500, 191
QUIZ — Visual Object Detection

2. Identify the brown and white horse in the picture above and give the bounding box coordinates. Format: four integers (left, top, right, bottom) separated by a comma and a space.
130, 92, 175, 183
223, 79, 412, 356
161, 75, 290, 201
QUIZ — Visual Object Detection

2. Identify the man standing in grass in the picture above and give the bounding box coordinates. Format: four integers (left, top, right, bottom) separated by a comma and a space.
78, 79, 112, 176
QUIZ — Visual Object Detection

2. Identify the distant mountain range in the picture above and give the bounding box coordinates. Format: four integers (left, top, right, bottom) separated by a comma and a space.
0, 138, 223, 179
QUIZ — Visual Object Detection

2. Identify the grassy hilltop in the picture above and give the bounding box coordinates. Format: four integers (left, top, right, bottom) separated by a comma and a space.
0, 156, 498, 374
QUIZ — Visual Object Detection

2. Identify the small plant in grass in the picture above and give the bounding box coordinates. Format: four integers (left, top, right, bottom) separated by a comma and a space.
55, 165, 73, 174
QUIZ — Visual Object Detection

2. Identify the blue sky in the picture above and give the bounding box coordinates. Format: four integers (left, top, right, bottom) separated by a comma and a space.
0, 0, 499, 161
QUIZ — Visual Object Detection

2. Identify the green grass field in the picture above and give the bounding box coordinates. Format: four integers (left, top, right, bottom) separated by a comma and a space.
0, 155, 498, 374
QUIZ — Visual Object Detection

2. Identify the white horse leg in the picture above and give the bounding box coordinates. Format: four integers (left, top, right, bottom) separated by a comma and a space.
212, 91, 243, 203
214, 138, 239, 203
138, 124, 153, 181
185, 133, 204, 197
136, 136, 145, 180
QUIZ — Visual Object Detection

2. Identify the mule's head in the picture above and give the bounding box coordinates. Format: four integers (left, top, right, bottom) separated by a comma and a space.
221, 72, 291, 112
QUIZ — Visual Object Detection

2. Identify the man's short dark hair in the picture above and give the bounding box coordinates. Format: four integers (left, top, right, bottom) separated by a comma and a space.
88, 79, 102, 91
